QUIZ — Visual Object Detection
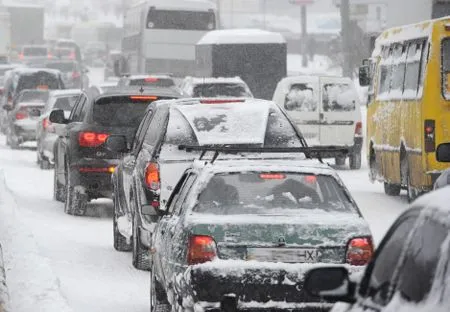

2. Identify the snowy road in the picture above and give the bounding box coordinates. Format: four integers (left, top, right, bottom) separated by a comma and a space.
0, 67, 409, 311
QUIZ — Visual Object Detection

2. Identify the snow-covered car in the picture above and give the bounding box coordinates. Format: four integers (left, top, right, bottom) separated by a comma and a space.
180, 76, 254, 98
272, 76, 363, 169
151, 155, 373, 312
434, 143, 450, 190
36, 90, 82, 169
117, 74, 178, 90
303, 185, 450, 312
4, 101, 45, 149
106, 98, 348, 270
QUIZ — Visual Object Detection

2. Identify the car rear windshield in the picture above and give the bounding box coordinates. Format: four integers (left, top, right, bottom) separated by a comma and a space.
45, 62, 76, 72
17, 90, 49, 103
17, 72, 62, 92
322, 83, 357, 112
53, 95, 79, 111
194, 173, 355, 215
93, 96, 160, 127
129, 78, 175, 87
285, 83, 317, 112
23, 47, 47, 56
192, 83, 251, 98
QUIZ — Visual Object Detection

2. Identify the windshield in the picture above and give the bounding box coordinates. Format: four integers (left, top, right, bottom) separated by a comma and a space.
129, 78, 175, 87
45, 62, 76, 72
192, 83, 251, 98
322, 83, 357, 112
23, 47, 47, 56
93, 96, 159, 127
146, 9, 215, 31
194, 173, 355, 215
442, 38, 450, 100
17, 90, 49, 103
52, 95, 79, 111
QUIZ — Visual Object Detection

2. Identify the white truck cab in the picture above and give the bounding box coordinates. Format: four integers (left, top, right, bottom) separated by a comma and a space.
273, 75, 363, 169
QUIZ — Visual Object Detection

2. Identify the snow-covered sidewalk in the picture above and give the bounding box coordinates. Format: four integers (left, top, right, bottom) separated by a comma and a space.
0, 169, 73, 312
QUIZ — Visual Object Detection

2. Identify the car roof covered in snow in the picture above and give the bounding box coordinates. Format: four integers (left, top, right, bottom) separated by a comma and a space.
184, 76, 247, 85
197, 29, 286, 45
11, 67, 61, 76
92, 87, 182, 101
49, 89, 82, 97
122, 74, 174, 80
17, 101, 46, 107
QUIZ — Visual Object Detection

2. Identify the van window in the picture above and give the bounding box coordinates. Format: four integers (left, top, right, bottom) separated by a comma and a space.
390, 44, 406, 98
378, 46, 393, 97
403, 41, 423, 99
322, 83, 357, 112
284, 83, 317, 112
441, 38, 450, 100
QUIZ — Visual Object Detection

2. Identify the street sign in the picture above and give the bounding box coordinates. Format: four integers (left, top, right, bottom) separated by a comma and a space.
289, 0, 315, 5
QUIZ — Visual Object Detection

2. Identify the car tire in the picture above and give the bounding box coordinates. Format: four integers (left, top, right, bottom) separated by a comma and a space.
64, 168, 88, 216
150, 264, 171, 312
384, 182, 401, 196
113, 193, 132, 252
132, 206, 151, 271
54, 167, 65, 202
335, 156, 346, 166
349, 152, 362, 170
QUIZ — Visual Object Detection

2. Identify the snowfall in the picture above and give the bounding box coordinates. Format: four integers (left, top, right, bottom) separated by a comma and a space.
0, 63, 410, 312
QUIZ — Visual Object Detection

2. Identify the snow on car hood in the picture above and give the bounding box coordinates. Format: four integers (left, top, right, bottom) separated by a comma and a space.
175, 102, 270, 146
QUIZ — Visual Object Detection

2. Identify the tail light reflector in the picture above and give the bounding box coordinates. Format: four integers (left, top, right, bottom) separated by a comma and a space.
187, 235, 217, 265
355, 122, 363, 137
15, 111, 27, 120
145, 162, 160, 190
78, 132, 109, 147
346, 237, 373, 266
424, 119, 436, 153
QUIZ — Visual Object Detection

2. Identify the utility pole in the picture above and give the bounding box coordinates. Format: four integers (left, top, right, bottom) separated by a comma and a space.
340, 0, 353, 78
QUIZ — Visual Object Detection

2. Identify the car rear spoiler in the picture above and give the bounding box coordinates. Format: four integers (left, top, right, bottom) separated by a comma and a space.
178, 145, 350, 164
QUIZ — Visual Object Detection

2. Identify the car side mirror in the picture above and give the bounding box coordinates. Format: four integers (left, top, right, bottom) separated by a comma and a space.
359, 65, 370, 87
436, 143, 450, 162
49, 109, 68, 124
105, 135, 129, 153
304, 267, 356, 303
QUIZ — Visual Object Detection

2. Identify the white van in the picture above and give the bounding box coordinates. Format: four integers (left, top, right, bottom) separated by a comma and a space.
273, 76, 363, 169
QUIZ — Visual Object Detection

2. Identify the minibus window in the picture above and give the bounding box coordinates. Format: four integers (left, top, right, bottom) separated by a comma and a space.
442, 39, 450, 100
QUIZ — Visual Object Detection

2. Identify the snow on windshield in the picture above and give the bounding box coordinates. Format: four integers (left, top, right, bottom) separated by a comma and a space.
284, 83, 317, 112
322, 83, 357, 112
175, 103, 270, 146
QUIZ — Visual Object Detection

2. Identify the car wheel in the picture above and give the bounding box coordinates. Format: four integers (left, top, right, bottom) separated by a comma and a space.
384, 182, 401, 196
64, 168, 88, 216
132, 206, 151, 271
335, 156, 346, 166
54, 167, 65, 202
150, 264, 171, 312
113, 193, 132, 252
349, 152, 362, 170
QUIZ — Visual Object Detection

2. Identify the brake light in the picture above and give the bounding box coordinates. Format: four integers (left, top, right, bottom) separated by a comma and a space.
47, 53, 53, 59
346, 237, 373, 266
145, 162, 160, 190
144, 77, 159, 82
200, 99, 245, 104
72, 71, 81, 79
18, 53, 24, 60
259, 173, 286, 180
43, 117, 51, 130
129, 96, 158, 101
15, 111, 27, 120
355, 122, 362, 137
187, 235, 217, 265
79, 166, 116, 173
78, 132, 109, 147
304, 175, 317, 184
424, 119, 436, 153
69, 51, 76, 59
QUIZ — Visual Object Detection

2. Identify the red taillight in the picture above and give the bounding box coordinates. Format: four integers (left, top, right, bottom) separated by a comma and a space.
259, 173, 286, 180
72, 71, 81, 79
424, 120, 436, 153
200, 99, 245, 104
144, 77, 158, 82
43, 117, 51, 129
79, 166, 116, 173
78, 132, 109, 147
145, 162, 160, 190
18, 53, 24, 60
187, 235, 217, 265
129, 95, 158, 101
304, 175, 317, 184
346, 237, 373, 266
355, 122, 362, 136
15, 111, 27, 120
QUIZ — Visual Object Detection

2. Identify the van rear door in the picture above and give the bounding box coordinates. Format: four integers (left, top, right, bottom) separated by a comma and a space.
319, 77, 360, 147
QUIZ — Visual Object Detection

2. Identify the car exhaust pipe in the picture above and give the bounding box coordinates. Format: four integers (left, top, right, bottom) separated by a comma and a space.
220, 295, 237, 312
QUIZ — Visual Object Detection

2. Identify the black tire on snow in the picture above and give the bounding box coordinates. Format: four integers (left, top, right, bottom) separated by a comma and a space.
132, 212, 151, 271
64, 169, 88, 216
150, 265, 171, 312
113, 194, 132, 251
53, 168, 65, 202
384, 182, 401, 196
349, 152, 362, 170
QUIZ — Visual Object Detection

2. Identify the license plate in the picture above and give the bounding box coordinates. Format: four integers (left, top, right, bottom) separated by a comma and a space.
246, 248, 320, 263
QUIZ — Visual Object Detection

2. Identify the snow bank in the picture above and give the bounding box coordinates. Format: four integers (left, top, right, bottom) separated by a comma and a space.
0, 169, 73, 312
197, 29, 285, 45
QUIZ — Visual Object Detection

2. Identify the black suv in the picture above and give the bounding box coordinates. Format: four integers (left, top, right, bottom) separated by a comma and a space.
49, 88, 182, 216
303, 186, 450, 312
106, 98, 325, 270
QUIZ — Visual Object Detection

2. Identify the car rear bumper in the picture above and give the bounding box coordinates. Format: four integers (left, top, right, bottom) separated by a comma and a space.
69, 158, 120, 199
13, 125, 37, 141
312, 137, 363, 159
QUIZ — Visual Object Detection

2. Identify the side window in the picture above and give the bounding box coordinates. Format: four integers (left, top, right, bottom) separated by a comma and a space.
322, 83, 357, 112
144, 107, 168, 147
389, 43, 407, 98
418, 40, 429, 98
403, 41, 423, 99
362, 216, 417, 305
377, 45, 393, 97
265, 107, 303, 147
131, 110, 153, 153
171, 174, 197, 216
395, 219, 447, 303
69, 95, 85, 121
284, 83, 317, 112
